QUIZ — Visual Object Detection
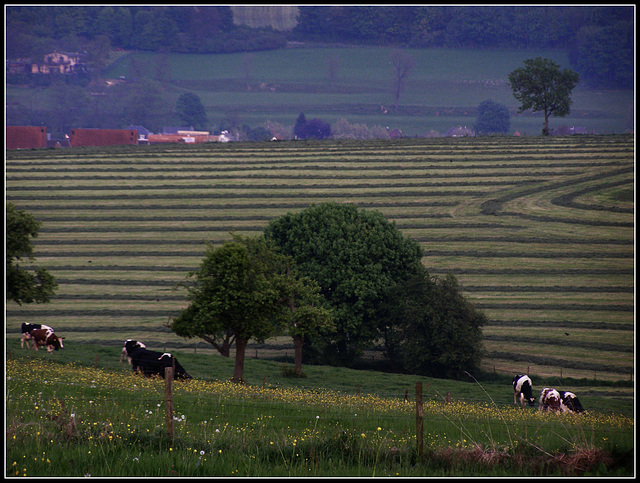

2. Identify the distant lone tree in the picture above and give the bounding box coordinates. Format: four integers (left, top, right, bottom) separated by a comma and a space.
474, 99, 511, 135
508, 57, 579, 135
6, 202, 57, 305
176, 92, 208, 131
390, 50, 415, 112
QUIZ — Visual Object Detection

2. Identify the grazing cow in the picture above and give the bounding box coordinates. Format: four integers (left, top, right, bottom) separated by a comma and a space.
20, 323, 53, 348
121, 339, 191, 380
29, 327, 64, 352
120, 339, 146, 365
559, 391, 586, 414
539, 387, 562, 412
512, 374, 535, 407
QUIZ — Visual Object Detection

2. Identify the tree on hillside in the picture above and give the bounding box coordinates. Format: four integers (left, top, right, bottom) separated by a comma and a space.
176, 92, 208, 131
264, 202, 424, 365
6, 202, 57, 305
474, 99, 511, 135
390, 50, 415, 112
379, 269, 486, 379
508, 57, 579, 135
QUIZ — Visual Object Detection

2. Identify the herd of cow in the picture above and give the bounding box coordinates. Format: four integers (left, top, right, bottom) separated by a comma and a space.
19, 324, 585, 412
20, 323, 191, 380
513, 374, 586, 414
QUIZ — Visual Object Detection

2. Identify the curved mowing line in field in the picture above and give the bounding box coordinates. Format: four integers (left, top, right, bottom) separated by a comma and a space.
479, 166, 633, 215
551, 179, 634, 214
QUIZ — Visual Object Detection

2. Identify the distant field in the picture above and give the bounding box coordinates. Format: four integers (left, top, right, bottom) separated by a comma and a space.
106, 47, 633, 135
5, 134, 635, 384
6, 47, 633, 136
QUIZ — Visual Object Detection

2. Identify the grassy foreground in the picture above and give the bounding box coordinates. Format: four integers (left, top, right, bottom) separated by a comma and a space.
5, 349, 634, 477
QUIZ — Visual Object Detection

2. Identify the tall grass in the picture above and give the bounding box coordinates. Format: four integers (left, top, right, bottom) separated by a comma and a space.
5, 355, 633, 477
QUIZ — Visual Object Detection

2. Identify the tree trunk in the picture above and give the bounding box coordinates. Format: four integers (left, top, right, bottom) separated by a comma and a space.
543, 109, 550, 136
293, 334, 304, 375
232, 336, 248, 383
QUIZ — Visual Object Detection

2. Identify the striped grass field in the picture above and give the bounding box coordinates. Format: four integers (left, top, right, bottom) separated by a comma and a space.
5, 134, 634, 383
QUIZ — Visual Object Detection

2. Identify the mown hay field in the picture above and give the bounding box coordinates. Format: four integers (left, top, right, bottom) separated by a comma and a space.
5, 135, 634, 383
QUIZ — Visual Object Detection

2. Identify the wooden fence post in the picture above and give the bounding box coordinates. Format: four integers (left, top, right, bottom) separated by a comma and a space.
416, 382, 423, 462
165, 367, 174, 440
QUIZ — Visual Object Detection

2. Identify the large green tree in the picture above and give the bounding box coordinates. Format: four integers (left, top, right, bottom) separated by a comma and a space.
6, 202, 57, 305
508, 57, 579, 135
264, 202, 424, 365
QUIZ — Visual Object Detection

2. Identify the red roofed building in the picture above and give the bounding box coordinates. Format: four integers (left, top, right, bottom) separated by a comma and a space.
68, 128, 138, 147
6, 126, 47, 150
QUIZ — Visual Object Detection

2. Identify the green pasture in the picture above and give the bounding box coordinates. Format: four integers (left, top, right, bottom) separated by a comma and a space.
5, 135, 635, 388
5, 348, 635, 477
7, 47, 635, 135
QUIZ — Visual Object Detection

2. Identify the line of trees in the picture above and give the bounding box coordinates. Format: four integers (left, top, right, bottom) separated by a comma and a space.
6, 6, 633, 88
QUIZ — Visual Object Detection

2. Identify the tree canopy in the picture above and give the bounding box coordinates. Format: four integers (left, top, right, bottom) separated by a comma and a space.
264, 202, 424, 365
380, 269, 486, 379
6, 202, 57, 305
508, 57, 579, 135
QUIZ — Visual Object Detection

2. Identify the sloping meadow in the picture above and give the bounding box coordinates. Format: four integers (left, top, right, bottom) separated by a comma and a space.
5, 135, 634, 383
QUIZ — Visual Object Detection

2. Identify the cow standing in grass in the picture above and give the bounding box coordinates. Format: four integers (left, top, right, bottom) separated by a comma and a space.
512, 374, 535, 407
121, 339, 191, 380
21, 323, 53, 348
28, 327, 64, 352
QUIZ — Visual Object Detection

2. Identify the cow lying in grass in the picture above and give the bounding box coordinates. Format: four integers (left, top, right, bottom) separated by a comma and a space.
559, 391, 587, 414
539, 387, 562, 412
121, 339, 191, 380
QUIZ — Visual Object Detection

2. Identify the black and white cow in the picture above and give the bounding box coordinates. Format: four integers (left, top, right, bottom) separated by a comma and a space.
121, 339, 191, 380
539, 387, 562, 412
559, 391, 586, 414
21, 323, 53, 348
29, 327, 64, 352
512, 374, 535, 407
